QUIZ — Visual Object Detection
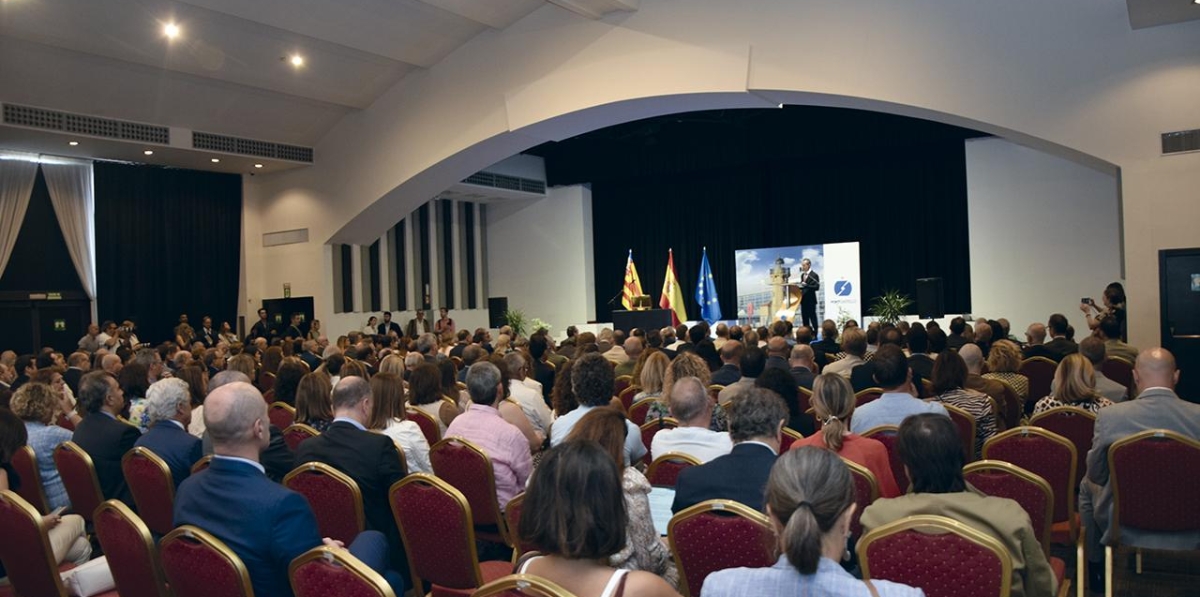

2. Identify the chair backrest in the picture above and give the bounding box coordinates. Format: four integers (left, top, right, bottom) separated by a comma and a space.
842, 457, 880, 540
628, 397, 661, 425
284, 462, 366, 544
450, 356, 464, 370
1109, 429, 1200, 542
269, 401, 297, 429
407, 407, 442, 446
994, 382, 1022, 431
11, 445, 50, 514
1029, 406, 1096, 486
639, 418, 678, 466
283, 423, 321, 451
159, 525, 255, 597
290, 546, 397, 597
503, 492, 538, 563
779, 427, 803, 453
860, 425, 908, 494
855, 387, 884, 407
614, 375, 633, 398
667, 499, 775, 597
0, 490, 67, 597
122, 446, 177, 536
191, 454, 213, 474
646, 452, 702, 488
707, 385, 724, 404
1100, 357, 1134, 397
982, 427, 1076, 527
920, 378, 934, 399
53, 440, 104, 522
93, 500, 170, 597
858, 515, 1013, 597
390, 473, 484, 590
963, 460, 1054, 553
1018, 357, 1057, 414
471, 574, 579, 597
258, 371, 277, 393
618, 384, 641, 413
941, 403, 978, 463
430, 438, 505, 531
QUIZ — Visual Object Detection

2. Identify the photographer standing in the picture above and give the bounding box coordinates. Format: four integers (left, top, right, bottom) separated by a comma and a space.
1081, 282, 1126, 342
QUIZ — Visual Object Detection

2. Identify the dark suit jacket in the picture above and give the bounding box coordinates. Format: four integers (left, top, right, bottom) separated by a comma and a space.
296, 421, 407, 568
73, 412, 140, 507
532, 360, 556, 405
798, 270, 820, 303
908, 354, 935, 382
946, 334, 969, 351
1025, 337, 1078, 361
135, 421, 202, 488
175, 458, 323, 597
764, 356, 789, 373
672, 443, 777, 513
711, 364, 742, 387
789, 366, 815, 390
850, 362, 879, 392
63, 367, 84, 397
197, 327, 219, 348
300, 352, 322, 372
249, 319, 274, 341
378, 322, 402, 337
449, 343, 468, 359
402, 319, 428, 339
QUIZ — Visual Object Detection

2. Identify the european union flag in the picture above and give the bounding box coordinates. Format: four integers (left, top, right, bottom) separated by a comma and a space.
695, 247, 723, 323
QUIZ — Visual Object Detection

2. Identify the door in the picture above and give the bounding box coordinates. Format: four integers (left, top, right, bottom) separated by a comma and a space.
0, 299, 90, 355
1160, 248, 1200, 403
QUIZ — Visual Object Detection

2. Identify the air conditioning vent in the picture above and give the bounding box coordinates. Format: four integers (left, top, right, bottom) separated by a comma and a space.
193, 131, 314, 163
263, 228, 309, 247
461, 171, 546, 194
3, 103, 169, 144
1162, 129, 1200, 155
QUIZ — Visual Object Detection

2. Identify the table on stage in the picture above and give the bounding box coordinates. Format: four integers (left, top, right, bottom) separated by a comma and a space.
611, 309, 673, 334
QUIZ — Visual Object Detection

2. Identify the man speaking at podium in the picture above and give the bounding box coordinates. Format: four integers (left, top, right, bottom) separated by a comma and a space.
797, 258, 820, 330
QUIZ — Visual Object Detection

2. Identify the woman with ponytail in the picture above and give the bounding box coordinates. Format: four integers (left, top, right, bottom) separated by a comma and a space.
793, 373, 901, 497
701, 447, 923, 596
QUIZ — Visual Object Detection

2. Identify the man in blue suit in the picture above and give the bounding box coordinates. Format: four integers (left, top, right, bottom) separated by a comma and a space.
671, 387, 786, 513
175, 382, 401, 597
134, 378, 202, 487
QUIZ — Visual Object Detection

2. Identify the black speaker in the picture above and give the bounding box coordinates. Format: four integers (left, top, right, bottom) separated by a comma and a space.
487, 297, 508, 328
915, 278, 944, 319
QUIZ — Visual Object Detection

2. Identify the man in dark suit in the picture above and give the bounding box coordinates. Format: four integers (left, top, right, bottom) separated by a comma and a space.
248, 308, 274, 342
449, 330, 471, 359
176, 381, 401, 597
283, 314, 304, 340
72, 371, 141, 507
764, 337, 791, 372
796, 258, 820, 330
134, 378, 203, 488
63, 352, 89, 397
196, 316, 219, 348
788, 344, 817, 390
945, 317, 970, 351
296, 377, 408, 572
299, 340, 323, 372
711, 341, 743, 386
529, 334, 556, 405
400, 310, 428, 339
672, 387, 786, 513
1033, 313, 1078, 361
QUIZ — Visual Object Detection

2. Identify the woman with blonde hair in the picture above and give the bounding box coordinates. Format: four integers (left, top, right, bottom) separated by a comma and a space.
367, 372, 432, 473
493, 334, 512, 356
1033, 353, 1113, 415
648, 352, 725, 431
377, 353, 406, 378
983, 339, 1030, 401
631, 351, 669, 403
793, 373, 900, 497
10, 383, 75, 511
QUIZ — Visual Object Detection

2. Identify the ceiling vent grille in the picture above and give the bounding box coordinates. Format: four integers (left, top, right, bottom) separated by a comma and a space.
461, 171, 546, 194
192, 131, 314, 163
3, 103, 169, 144
1162, 129, 1200, 155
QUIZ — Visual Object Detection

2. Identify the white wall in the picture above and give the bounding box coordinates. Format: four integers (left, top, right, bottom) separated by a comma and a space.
487, 185, 595, 336
965, 137, 1122, 335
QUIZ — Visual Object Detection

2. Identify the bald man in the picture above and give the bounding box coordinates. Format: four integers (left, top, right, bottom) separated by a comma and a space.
175, 382, 402, 597
764, 336, 790, 372
1078, 348, 1200, 589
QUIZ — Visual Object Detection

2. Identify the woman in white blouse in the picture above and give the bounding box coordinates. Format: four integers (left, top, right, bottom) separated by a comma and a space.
363, 316, 379, 336
366, 372, 432, 474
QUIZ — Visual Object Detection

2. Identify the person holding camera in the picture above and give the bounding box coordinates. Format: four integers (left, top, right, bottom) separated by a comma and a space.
1080, 282, 1127, 342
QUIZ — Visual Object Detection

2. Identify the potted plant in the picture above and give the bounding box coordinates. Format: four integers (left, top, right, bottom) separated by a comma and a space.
869, 289, 913, 325
503, 309, 527, 338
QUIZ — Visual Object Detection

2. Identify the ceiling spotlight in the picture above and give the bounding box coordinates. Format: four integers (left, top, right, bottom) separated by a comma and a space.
68, 141, 79, 146
143, 150, 154, 156
290, 54, 304, 67
211, 158, 220, 163
163, 22, 180, 39
254, 164, 263, 169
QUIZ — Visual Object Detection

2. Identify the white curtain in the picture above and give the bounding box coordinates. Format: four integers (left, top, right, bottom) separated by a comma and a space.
41, 158, 98, 322
0, 155, 39, 279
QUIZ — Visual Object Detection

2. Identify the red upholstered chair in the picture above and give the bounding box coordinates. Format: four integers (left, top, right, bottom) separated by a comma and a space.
708, 384, 724, 405
258, 371, 277, 394
430, 438, 511, 546
628, 397, 661, 425
779, 427, 803, 453
284, 462, 366, 544
855, 387, 884, 407
284, 423, 321, 451
122, 446, 177, 536
191, 455, 213, 474
269, 401, 297, 429
408, 407, 442, 446
842, 457, 880, 541
1019, 357, 1057, 415
53, 441, 105, 523
613, 375, 633, 399
1030, 406, 1096, 486
0, 490, 119, 597
290, 546, 397, 597
450, 356, 464, 371
860, 425, 908, 494
160, 525, 254, 597
858, 515, 1013, 597
639, 417, 677, 466
982, 426, 1078, 551
93, 500, 171, 597
618, 384, 641, 414
941, 403, 979, 463
668, 499, 775, 597
503, 492, 537, 565
11, 445, 50, 514
646, 452, 702, 487
1105, 429, 1200, 597
1099, 357, 1134, 397
389, 473, 512, 597
995, 382, 1023, 431
470, 574, 577, 597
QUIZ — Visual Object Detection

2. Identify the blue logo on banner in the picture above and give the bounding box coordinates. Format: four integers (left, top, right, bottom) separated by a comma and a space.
834, 281, 853, 297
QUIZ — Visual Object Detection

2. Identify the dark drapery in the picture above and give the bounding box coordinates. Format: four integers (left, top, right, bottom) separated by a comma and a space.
94, 162, 242, 345
531, 107, 979, 323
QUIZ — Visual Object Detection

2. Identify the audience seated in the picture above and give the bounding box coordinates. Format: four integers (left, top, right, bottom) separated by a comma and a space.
756, 368, 809, 436
502, 352, 553, 438
615, 336, 642, 378
982, 339, 1029, 402
764, 337, 790, 372
672, 387, 786, 513
718, 346, 765, 406
444, 361, 532, 510
367, 372, 431, 474
1079, 347, 1200, 588
568, 409, 680, 588
295, 372, 334, 432
850, 327, 903, 391
1071, 337, 1128, 402
850, 346, 948, 433
1034, 353, 1114, 415
788, 344, 817, 390
945, 317, 970, 351
795, 374, 900, 498
632, 351, 670, 403
1096, 315, 1137, 363
516, 441, 679, 596
408, 363, 458, 434
134, 378, 202, 488
861, 414, 1055, 597
959, 344, 1008, 417
811, 320, 840, 356
529, 333, 557, 403
551, 353, 647, 465
73, 370, 141, 508
1024, 314, 1077, 361
823, 328, 866, 379
650, 376, 732, 463
10, 382, 75, 511
929, 350, 997, 458
711, 340, 743, 386
704, 447, 921, 597
905, 326, 935, 381
651, 352, 725, 432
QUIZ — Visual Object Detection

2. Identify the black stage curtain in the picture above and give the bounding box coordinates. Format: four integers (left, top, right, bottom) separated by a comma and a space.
94, 162, 242, 345
0, 166, 86, 293
537, 107, 978, 323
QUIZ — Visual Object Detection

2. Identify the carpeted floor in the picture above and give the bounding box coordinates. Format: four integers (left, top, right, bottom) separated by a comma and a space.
1055, 545, 1200, 596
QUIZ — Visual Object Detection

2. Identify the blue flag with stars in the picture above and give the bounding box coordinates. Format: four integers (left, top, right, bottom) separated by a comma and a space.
695, 247, 723, 323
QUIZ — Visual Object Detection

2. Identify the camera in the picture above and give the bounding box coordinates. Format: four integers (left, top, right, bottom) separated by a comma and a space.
1081, 298, 1094, 305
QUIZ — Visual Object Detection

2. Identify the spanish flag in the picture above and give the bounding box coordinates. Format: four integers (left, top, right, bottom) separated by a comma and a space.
659, 248, 688, 326
621, 250, 643, 310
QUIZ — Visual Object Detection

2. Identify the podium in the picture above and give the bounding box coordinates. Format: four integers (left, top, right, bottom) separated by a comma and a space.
612, 309, 673, 334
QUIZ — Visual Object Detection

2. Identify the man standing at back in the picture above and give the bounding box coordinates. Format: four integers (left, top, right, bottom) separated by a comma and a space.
1078, 348, 1200, 589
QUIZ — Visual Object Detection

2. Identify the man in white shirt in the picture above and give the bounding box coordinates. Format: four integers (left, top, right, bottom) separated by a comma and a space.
502, 352, 553, 435
651, 376, 732, 463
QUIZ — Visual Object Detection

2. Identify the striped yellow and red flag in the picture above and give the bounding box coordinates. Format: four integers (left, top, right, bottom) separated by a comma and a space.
621, 250, 644, 310
659, 248, 688, 326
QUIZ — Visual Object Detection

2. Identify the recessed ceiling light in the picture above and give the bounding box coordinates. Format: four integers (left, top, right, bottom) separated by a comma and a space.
290, 54, 305, 67
163, 22, 180, 39
68, 141, 79, 146
254, 164, 263, 169
211, 158, 220, 163
144, 150, 154, 156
